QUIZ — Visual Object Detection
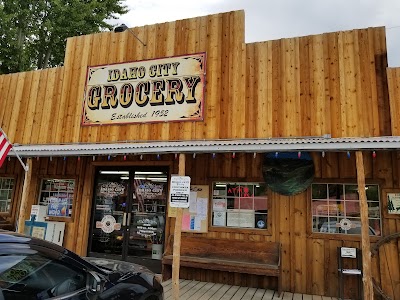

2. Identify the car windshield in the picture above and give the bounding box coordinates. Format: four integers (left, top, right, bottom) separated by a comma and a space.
0, 245, 86, 300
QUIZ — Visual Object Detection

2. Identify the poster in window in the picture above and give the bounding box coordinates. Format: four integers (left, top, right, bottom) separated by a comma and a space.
227, 209, 255, 228
47, 197, 69, 217
213, 198, 227, 211
213, 211, 226, 226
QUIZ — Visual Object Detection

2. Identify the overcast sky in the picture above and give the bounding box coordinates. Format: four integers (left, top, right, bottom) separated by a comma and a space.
116, 0, 400, 67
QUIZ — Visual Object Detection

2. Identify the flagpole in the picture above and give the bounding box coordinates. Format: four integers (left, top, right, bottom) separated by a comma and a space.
0, 128, 29, 172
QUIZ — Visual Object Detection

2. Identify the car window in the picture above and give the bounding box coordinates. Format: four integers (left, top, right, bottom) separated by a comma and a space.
0, 252, 86, 300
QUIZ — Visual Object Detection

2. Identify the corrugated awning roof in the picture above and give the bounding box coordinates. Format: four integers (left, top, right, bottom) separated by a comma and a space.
7, 136, 400, 157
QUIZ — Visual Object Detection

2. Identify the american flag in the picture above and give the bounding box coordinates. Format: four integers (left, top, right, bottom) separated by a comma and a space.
0, 130, 12, 168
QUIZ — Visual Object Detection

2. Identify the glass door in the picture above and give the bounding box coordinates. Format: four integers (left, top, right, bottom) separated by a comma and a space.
88, 167, 168, 271
89, 170, 129, 261
126, 170, 168, 261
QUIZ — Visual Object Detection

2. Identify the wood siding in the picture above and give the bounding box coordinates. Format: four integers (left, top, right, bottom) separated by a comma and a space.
3, 150, 400, 298
0, 10, 399, 299
388, 67, 400, 135
0, 11, 391, 144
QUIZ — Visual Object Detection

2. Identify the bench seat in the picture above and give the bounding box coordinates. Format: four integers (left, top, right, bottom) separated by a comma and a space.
162, 235, 282, 295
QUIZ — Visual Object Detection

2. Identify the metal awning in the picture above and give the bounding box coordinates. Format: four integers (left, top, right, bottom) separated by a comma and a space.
7, 136, 400, 157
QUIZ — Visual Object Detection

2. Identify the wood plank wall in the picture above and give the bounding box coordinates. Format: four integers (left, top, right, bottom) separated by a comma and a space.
2, 152, 399, 298
0, 10, 399, 299
0, 12, 391, 144
388, 67, 400, 135
246, 27, 390, 138
177, 152, 400, 299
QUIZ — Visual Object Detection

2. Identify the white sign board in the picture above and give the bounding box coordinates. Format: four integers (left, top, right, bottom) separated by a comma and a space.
341, 247, 357, 258
169, 176, 191, 208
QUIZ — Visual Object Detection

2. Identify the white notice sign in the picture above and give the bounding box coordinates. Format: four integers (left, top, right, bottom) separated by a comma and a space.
341, 247, 357, 258
169, 176, 191, 208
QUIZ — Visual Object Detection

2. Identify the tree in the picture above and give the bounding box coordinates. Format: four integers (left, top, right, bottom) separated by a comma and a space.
0, 0, 128, 74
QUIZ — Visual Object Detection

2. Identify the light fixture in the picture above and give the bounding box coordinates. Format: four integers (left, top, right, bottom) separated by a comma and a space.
114, 24, 146, 46
100, 171, 129, 175
135, 171, 165, 175
215, 183, 227, 188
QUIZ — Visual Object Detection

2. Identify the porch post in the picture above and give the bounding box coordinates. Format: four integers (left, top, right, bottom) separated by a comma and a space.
355, 151, 373, 299
172, 153, 185, 300
17, 158, 33, 233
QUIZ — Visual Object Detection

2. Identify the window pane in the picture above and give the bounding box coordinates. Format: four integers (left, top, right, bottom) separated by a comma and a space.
366, 185, 379, 201
312, 200, 329, 216
213, 182, 227, 197
312, 184, 327, 199
255, 213, 267, 229
254, 183, 268, 196
368, 202, 380, 218
0, 177, 14, 213
328, 184, 343, 200
344, 185, 359, 200
345, 201, 360, 217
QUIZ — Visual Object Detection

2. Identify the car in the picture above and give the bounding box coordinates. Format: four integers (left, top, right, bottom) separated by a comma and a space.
0, 230, 164, 300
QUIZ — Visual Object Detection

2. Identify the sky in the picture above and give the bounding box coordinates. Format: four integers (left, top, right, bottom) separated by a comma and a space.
115, 0, 400, 67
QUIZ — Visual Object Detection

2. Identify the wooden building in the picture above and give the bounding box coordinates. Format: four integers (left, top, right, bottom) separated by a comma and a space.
0, 10, 399, 299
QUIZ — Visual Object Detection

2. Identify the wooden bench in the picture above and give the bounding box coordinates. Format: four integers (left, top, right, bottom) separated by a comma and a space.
162, 235, 282, 295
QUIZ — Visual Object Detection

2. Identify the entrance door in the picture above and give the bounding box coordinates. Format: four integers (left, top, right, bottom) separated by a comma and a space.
88, 167, 168, 272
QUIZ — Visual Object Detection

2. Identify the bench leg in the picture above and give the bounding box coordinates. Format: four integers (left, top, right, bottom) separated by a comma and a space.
162, 263, 172, 281
277, 276, 283, 298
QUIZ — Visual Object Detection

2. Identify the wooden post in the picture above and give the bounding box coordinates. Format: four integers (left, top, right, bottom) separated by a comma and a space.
355, 151, 373, 300
17, 158, 32, 234
172, 154, 185, 300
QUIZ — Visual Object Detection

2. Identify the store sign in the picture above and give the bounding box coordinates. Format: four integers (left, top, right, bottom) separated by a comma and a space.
96, 215, 121, 233
135, 217, 158, 238
82, 53, 206, 125
135, 181, 165, 200
99, 182, 126, 197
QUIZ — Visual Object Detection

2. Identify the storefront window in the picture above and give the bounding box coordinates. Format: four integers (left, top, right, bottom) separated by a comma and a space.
37, 179, 75, 217
212, 182, 268, 229
311, 183, 381, 236
0, 177, 14, 213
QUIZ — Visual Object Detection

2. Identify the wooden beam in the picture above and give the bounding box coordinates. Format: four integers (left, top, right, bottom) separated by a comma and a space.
17, 158, 32, 234
172, 153, 185, 300
355, 151, 373, 299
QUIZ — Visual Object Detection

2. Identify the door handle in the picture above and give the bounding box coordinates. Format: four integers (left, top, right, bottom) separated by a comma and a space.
127, 213, 132, 226
122, 213, 127, 226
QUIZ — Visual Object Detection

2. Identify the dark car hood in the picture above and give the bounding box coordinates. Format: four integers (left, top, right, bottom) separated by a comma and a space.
83, 257, 162, 295
83, 257, 149, 275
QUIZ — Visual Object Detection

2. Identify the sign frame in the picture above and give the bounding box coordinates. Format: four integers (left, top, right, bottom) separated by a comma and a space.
82, 52, 206, 126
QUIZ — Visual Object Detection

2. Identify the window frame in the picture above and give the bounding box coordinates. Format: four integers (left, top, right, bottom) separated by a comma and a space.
36, 176, 78, 222
0, 175, 17, 217
308, 180, 382, 241
209, 180, 272, 235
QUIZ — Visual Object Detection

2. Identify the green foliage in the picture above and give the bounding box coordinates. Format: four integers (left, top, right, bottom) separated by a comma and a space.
0, 0, 128, 74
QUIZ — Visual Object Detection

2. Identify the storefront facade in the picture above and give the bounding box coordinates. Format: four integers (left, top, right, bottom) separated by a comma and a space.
1, 10, 400, 299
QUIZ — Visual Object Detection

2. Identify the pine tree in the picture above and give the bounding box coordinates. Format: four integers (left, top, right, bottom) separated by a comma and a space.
0, 0, 128, 74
